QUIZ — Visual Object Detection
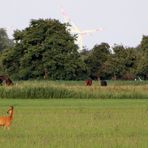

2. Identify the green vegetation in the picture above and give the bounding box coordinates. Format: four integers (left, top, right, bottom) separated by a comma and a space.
0, 19, 86, 80
0, 80, 147, 99
0, 28, 13, 52
0, 99, 147, 148
0, 19, 147, 80
0, 12, 147, 148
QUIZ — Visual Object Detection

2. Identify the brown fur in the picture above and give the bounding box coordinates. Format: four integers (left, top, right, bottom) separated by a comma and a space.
0, 75, 13, 86
0, 106, 14, 129
85, 79, 92, 86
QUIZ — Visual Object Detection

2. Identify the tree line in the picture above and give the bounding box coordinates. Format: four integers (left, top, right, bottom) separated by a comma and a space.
0, 19, 147, 80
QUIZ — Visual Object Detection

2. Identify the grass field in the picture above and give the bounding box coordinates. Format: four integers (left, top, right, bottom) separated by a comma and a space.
0, 80, 148, 99
0, 99, 148, 148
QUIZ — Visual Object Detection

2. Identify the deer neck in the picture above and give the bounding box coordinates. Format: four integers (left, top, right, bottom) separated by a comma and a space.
9, 110, 13, 120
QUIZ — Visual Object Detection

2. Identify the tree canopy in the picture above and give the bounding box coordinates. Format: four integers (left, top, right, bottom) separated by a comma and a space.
1, 19, 86, 80
0, 19, 148, 80
83, 43, 110, 79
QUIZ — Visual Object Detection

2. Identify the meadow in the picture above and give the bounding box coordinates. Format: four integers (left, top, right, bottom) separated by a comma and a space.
0, 99, 147, 148
0, 80, 147, 147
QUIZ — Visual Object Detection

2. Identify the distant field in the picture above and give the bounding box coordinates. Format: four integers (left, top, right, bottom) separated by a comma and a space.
0, 99, 147, 148
0, 80, 147, 99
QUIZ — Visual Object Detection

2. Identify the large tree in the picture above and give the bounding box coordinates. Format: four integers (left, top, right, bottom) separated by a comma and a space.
1, 19, 86, 80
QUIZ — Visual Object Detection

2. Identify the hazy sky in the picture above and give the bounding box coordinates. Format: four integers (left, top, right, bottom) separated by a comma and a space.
1, 0, 148, 49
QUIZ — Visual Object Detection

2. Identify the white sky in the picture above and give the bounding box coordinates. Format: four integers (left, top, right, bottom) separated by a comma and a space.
0, 0, 148, 49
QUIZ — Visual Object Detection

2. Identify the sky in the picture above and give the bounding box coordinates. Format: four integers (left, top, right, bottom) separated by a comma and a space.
1, 0, 148, 49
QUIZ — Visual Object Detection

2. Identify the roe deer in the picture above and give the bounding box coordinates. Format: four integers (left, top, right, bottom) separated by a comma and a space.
0, 106, 14, 129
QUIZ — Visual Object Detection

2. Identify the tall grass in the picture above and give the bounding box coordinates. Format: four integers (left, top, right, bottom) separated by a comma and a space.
0, 80, 147, 99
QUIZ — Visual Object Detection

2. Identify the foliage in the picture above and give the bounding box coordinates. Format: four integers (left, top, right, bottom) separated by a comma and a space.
136, 51, 148, 79
0, 19, 148, 80
0, 28, 13, 52
102, 45, 138, 79
84, 43, 110, 79
140, 35, 148, 52
1, 19, 86, 80
136, 36, 148, 79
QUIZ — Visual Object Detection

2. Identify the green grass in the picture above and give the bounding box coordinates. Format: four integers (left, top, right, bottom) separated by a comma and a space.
0, 99, 147, 148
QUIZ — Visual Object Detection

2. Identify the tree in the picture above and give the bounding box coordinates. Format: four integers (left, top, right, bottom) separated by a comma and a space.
101, 45, 138, 80
136, 52, 148, 79
1, 19, 86, 80
84, 43, 110, 79
0, 28, 13, 52
140, 35, 148, 52
136, 36, 148, 79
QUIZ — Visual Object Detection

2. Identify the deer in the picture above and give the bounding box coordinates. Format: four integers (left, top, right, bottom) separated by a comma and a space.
0, 106, 14, 129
